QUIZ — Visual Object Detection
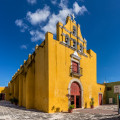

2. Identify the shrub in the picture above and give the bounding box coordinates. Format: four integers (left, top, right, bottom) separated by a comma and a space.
90, 98, 94, 106
13, 97, 18, 105
69, 104, 74, 110
10, 98, 18, 105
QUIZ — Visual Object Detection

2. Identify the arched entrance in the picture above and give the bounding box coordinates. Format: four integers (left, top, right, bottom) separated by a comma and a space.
70, 82, 81, 108
68, 79, 83, 108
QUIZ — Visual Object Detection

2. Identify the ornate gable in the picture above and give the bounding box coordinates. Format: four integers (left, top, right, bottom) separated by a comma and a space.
56, 15, 87, 57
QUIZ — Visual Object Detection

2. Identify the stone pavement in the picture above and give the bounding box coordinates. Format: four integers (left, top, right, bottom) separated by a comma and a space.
0, 101, 120, 120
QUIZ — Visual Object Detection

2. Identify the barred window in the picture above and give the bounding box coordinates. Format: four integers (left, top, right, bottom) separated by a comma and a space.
73, 26, 77, 36
80, 44, 83, 53
72, 61, 78, 73
73, 40, 77, 49
65, 34, 70, 45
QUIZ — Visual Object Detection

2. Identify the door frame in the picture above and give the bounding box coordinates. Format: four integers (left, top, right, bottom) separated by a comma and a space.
98, 93, 103, 105
68, 79, 83, 108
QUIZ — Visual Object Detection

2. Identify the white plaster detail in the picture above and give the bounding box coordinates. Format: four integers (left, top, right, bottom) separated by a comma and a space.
73, 51, 78, 57
71, 51, 81, 60
24, 60, 26, 63
35, 44, 39, 49
29, 54, 31, 57
72, 14, 75, 21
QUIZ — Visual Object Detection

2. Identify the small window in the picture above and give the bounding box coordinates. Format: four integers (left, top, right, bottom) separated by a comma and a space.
80, 44, 83, 53
65, 34, 70, 45
72, 61, 78, 73
107, 87, 112, 91
73, 41, 75, 47
73, 40, 77, 49
73, 26, 77, 36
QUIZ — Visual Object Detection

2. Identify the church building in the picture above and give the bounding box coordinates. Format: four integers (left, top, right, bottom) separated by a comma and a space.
0, 15, 106, 113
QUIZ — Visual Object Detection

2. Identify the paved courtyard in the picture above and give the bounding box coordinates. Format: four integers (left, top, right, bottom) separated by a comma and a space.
0, 101, 120, 120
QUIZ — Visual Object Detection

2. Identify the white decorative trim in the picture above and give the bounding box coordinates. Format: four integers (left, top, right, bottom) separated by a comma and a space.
71, 58, 79, 63
59, 41, 88, 57
68, 79, 84, 108
70, 51, 81, 60
60, 26, 85, 43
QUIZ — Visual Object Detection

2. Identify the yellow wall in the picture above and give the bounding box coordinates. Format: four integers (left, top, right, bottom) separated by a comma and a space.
34, 38, 49, 112
0, 87, 9, 101
0, 87, 5, 93
47, 16, 105, 113
4, 16, 105, 113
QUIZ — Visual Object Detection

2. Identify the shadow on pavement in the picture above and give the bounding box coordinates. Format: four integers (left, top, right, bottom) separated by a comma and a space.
0, 100, 45, 113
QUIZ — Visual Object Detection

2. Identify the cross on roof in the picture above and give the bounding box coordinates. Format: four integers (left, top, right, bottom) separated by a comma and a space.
72, 14, 75, 21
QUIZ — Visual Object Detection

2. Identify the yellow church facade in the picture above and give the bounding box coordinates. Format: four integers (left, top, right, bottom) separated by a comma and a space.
0, 16, 105, 113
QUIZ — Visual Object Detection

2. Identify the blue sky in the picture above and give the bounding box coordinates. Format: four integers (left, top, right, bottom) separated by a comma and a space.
0, 0, 120, 86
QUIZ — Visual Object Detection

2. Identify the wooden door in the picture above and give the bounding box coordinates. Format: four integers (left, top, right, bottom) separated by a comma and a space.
99, 94, 102, 105
71, 82, 81, 108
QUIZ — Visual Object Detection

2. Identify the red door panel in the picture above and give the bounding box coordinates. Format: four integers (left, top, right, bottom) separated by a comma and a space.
72, 61, 78, 73
70, 82, 81, 108
71, 82, 80, 95
99, 94, 102, 105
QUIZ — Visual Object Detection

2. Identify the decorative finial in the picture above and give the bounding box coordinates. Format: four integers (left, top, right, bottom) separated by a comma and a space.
72, 14, 75, 21
29, 54, 31, 57
20, 65, 22, 68
35, 44, 39, 49
24, 60, 26, 63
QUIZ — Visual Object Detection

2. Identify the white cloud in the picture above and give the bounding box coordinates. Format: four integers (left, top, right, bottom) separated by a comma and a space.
27, 6, 50, 25
15, 19, 23, 27
30, 30, 45, 42
73, 2, 87, 15
15, 2, 88, 42
42, 8, 72, 34
42, 2, 87, 34
27, 0, 37, 5
20, 45, 27, 49
51, 0, 57, 5
59, 0, 68, 9
15, 19, 28, 32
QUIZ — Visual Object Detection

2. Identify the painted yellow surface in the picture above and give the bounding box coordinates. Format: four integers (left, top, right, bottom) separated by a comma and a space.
0, 87, 9, 101
48, 16, 105, 113
0, 87, 5, 93
3, 16, 105, 113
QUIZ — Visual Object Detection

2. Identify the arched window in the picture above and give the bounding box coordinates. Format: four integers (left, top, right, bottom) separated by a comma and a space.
73, 39, 77, 49
80, 44, 83, 53
73, 26, 77, 36
65, 34, 70, 45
